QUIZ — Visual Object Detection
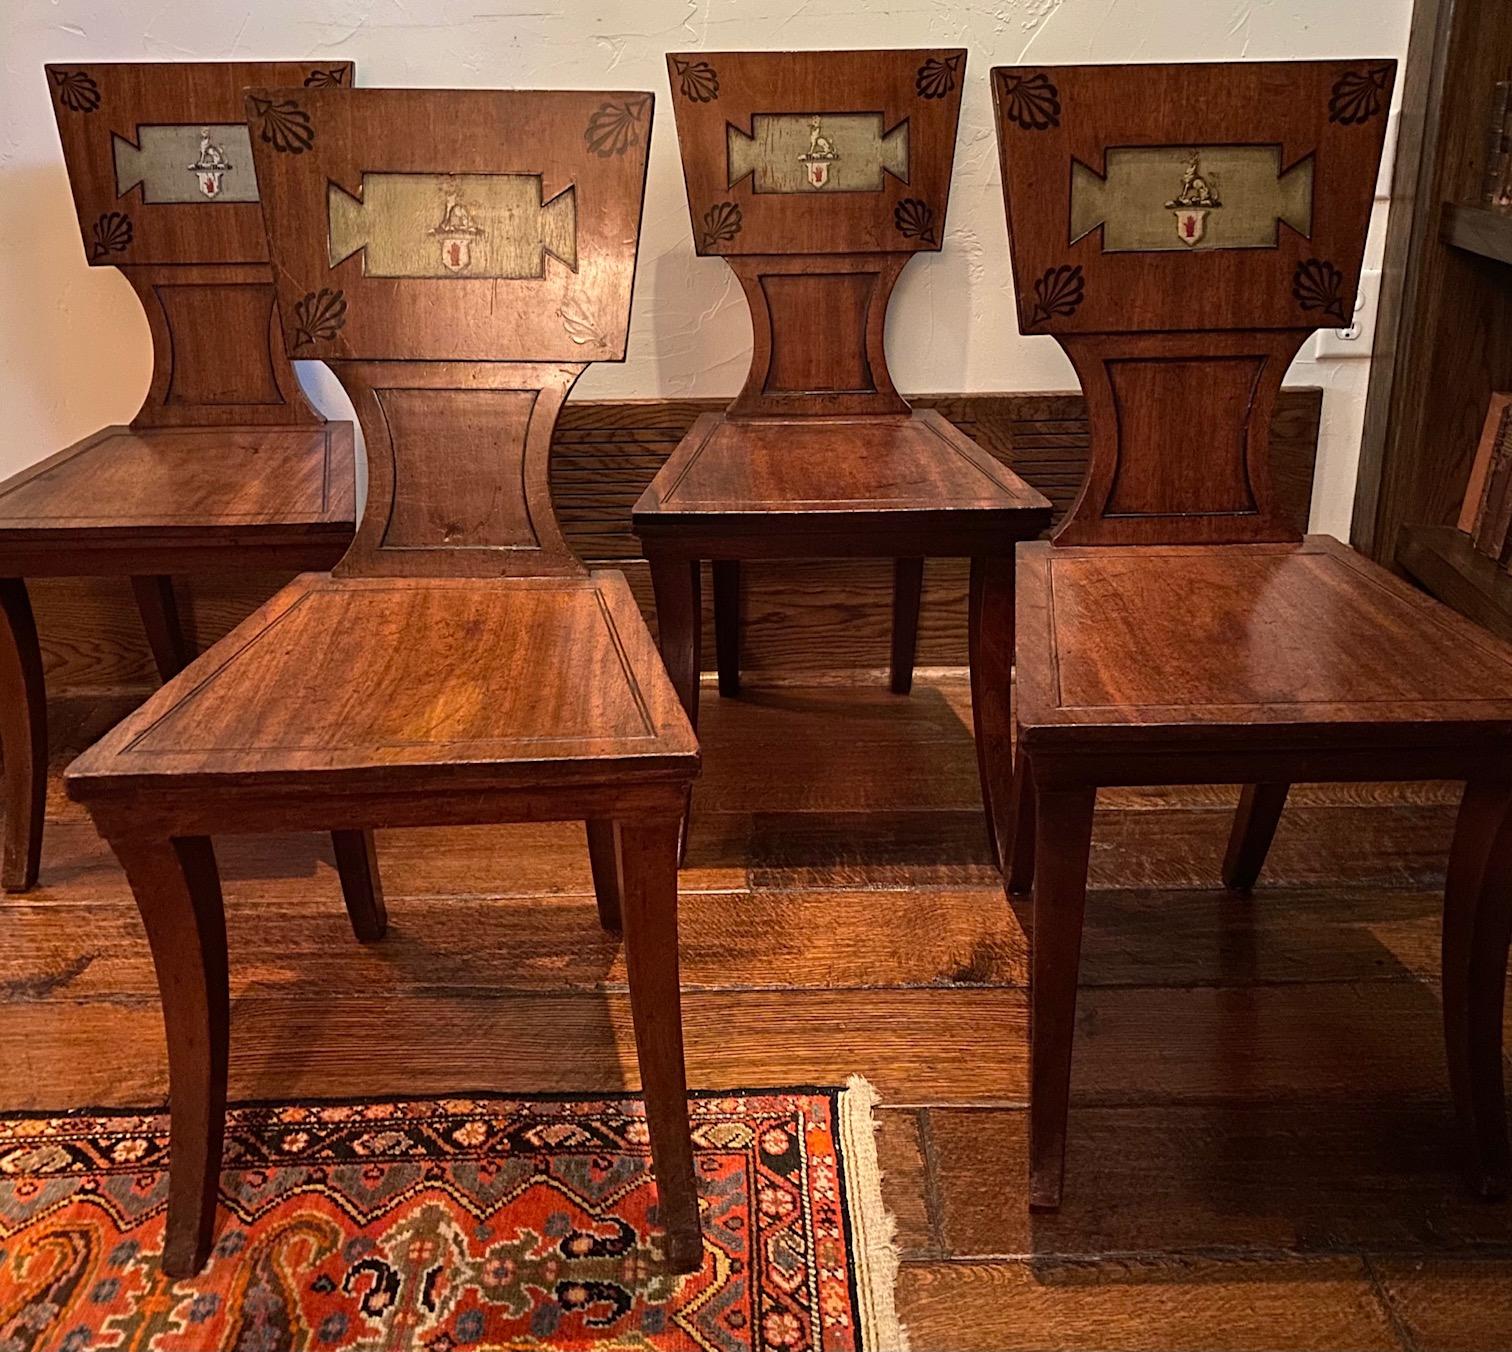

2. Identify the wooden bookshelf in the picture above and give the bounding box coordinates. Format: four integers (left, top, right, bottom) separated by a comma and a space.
1354, 0, 1512, 643
1397, 524, 1512, 642
1442, 202, 1512, 266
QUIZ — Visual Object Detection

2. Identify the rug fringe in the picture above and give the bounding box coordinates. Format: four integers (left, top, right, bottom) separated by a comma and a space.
838, 1074, 910, 1352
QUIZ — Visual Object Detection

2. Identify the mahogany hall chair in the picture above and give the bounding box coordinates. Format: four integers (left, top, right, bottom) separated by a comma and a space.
993, 60, 1512, 1211
634, 49, 1051, 854
65, 85, 703, 1277
1, 62, 363, 893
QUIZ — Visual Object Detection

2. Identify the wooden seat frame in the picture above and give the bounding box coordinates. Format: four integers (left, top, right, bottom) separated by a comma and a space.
65, 85, 703, 1278
993, 59, 1512, 1211
1, 62, 362, 893
634, 50, 1051, 860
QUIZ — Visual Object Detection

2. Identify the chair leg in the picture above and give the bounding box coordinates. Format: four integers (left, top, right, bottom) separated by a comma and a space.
1004, 749, 1037, 895
1443, 779, 1512, 1199
1221, 783, 1290, 892
587, 819, 622, 932
711, 560, 741, 698
0, 579, 46, 893
650, 557, 702, 865
968, 556, 1015, 870
618, 816, 701, 1273
331, 829, 386, 942
1028, 784, 1097, 1212
650, 557, 703, 732
890, 557, 924, 695
112, 833, 228, 1277
130, 575, 195, 682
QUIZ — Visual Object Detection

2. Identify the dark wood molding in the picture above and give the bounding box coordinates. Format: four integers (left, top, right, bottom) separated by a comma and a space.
1441, 202, 1512, 265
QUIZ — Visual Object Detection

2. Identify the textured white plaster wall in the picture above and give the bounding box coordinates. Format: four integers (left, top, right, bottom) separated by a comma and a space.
0, 0, 1412, 536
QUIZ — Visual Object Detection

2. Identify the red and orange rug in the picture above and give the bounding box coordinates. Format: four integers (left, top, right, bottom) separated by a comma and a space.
0, 1081, 905, 1351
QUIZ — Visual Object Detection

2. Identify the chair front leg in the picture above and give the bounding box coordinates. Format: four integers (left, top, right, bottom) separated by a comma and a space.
1221, 783, 1290, 892
968, 555, 1016, 870
0, 578, 46, 893
586, 819, 622, 932
890, 557, 924, 695
1443, 779, 1512, 1199
130, 575, 195, 682
650, 557, 702, 864
711, 560, 741, 698
1028, 783, 1096, 1212
331, 829, 387, 942
618, 815, 701, 1273
111, 833, 229, 1276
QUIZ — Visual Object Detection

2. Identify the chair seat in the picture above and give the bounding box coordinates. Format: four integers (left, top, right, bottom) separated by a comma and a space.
633, 409, 1050, 547
65, 570, 699, 800
0, 423, 356, 545
1015, 535, 1512, 758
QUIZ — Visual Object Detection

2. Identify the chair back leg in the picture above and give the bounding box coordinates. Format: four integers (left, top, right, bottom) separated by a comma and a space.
1222, 783, 1290, 892
587, 819, 623, 932
1443, 779, 1512, 1199
712, 560, 742, 698
968, 556, 1016, 870
331, 829, 387, 942
890, 557, 924, 695
130, 575, 195, 682
0, 579, 45, 892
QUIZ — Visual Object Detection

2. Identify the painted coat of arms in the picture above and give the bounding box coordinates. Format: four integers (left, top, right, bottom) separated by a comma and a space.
187, 128, 232, 198
1165, 149, 1222, 245
429, 186, 485, 272
798, 115, 840, 188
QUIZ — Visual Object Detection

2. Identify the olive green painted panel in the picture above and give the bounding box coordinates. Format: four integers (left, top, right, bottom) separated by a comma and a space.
327, 173, 578, 279
1070, 145, 1314, 252
112, 124, 258, 203
728, 114, 909, 194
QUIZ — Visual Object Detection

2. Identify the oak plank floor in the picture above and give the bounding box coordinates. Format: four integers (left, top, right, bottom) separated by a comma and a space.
3, 678, 1510, 1352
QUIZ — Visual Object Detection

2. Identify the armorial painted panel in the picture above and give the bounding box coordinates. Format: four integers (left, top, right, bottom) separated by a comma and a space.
46, 62, 352, 426
247, 87, 650, 364
245, 87, 653, 578
48, 62, 351, 267
667, 49, 965, 417
993, 60, 1393, 544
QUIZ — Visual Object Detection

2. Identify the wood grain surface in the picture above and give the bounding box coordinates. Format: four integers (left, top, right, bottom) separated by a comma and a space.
28, 388, 1323, 690
6, 678, 1510, 1350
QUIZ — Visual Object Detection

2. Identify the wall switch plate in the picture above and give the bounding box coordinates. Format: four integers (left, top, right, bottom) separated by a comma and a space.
1313, 267, 1382, 359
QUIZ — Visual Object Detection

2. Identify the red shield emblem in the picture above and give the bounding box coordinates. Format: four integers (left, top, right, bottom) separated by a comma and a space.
1174, 208, 1209, 246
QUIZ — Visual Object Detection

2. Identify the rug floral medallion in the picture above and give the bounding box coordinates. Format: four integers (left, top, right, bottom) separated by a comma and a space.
0, 1083, 905, 1352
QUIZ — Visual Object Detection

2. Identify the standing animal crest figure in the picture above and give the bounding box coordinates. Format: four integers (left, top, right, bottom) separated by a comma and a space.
187, 127, 232, 197
799, 114, 839, 187
1166, 149, 1221, 209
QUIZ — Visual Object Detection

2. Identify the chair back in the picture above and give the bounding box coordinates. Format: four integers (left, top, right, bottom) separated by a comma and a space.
246, 86, 654, 577
668, 49, 966, 417
993, 60, 1393, 543
47, 61, 354, 426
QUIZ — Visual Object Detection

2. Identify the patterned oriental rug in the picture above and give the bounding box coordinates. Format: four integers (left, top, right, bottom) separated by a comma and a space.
0, 1079, 906, 1352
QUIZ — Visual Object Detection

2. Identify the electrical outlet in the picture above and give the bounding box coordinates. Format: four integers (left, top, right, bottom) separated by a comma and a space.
1312, 267, 1381, 359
